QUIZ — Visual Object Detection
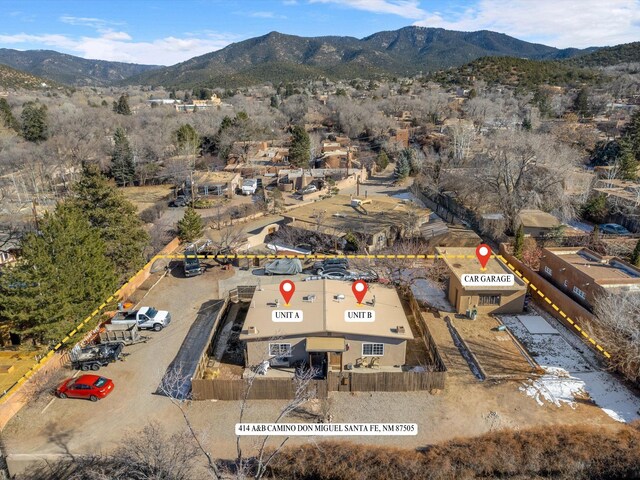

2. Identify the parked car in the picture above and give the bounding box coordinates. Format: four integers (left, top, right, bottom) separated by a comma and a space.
320, 270, 355, 281
69, 343, 123, 371
169, 195, 190, 207
111, 307, 171, 331
314, 258, 349, 273
599, 223, 631, 235
183, 250, 203, 277
299, 184, 318, 195
56, 374, 114, 401
242, 179, 258, 195
265, 258, 303, 275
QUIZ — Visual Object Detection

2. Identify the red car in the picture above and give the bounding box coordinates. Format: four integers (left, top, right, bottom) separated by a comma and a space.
56, 374, 114, 401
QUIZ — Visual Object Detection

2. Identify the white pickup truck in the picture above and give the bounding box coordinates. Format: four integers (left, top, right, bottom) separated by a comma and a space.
111, 307, 171, 332
241, 178, 258, 195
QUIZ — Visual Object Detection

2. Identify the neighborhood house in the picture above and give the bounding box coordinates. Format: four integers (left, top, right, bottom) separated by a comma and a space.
239, 280, 413, 373
538, 247, 640, 310
437, 247, 527, 315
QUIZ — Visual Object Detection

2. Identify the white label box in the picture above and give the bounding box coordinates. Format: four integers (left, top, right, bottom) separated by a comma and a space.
272, 310, 304, 322
344, 310, 376, 322
461, 273, 514, 287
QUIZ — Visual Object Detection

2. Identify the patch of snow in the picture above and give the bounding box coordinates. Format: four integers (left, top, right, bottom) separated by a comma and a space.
391, 191, 425, 207
520, 367, 585, 408
411, 278, 454, 312
517, 315, 560, 334
566, 219, 594, 232
503, 314, 640, 422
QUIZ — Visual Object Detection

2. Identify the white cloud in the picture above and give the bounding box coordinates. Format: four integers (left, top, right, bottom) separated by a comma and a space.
0, 31, 238, 65
309, 0, 426, 19
413, 0, 640, 48
59, 15, 124, 29
248, 11, 287, 18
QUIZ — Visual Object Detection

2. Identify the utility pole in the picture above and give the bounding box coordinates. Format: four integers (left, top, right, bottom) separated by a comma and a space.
32, 199, 39, 231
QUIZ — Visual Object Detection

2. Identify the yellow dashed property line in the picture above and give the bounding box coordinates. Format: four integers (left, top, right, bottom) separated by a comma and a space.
156, 253, 482, 260
496, 255, 611, 360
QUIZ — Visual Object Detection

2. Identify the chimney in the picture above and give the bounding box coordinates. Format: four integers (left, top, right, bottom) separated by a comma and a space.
397, 326, 406, 334
248, 326, 257, 335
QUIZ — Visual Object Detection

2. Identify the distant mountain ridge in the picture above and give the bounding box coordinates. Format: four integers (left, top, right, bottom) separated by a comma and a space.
0, 63, 64, 90
0, 49, 160, 86
123, 26, 598, 88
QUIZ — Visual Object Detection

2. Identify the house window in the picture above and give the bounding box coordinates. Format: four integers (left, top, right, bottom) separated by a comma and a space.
563, 280, 568, 287
544, 266, 552, 276
362, 343, 384, 356
479, 294, 501, 306
268, 343, 292, 357
572, 286, 587, 299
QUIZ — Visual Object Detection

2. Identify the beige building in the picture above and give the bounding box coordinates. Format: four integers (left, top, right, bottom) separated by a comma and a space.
515, 209, 561, 237
437, 247, 527, 315
239, 280, 413, 373
282, 194, 430, 252
539, 247, 640, 311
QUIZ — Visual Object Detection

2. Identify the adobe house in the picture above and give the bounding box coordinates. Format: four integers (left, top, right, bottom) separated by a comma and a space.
436, 247, 527, 315
538, 247, 640, 311
239, 280, 413, 373
515, 209, 561, 237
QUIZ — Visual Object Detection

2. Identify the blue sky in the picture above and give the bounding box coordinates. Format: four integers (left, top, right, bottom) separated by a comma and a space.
1, 0, 639, 65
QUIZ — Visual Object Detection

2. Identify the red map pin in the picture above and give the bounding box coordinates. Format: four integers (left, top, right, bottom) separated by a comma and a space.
279, 280, 295, 306
476, 244, 492, 270
352, 280, 368, 304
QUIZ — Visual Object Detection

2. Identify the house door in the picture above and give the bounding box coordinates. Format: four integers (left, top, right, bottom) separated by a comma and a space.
329, 352, 342, 371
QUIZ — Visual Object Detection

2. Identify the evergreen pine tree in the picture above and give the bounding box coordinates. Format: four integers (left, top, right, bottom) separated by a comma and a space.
71, 164, 149, 281
394, 149, 412, 179
0, 205, 117, 343
111, 127, 135, 186
0, 98, 18, 131
376, 151, 389, 170
113, 94, 132, 115
513, 224, 525, 260
618, 137, 638, 181
573, 88, 590, 117
20, 101, 48, 142
177, 207, 204, 244
289, 125, 311, 167
631, 239, 640, 267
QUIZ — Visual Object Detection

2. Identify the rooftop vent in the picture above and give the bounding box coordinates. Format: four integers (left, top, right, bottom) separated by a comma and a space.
396, 326, 406, 334
247, 326, 258, 335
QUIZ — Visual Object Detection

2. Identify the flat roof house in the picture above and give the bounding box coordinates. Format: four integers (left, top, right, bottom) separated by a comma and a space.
436, 247, 527, 315
539, 247, 640, 311
282, 194, 429, 252
515, 209, 561, 237
239, 280, 413, 374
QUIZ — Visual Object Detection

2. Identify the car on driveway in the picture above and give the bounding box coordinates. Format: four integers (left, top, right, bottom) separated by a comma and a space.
299, 184, 318, 195
599, 223, 631, 235
56, 374, 114, 401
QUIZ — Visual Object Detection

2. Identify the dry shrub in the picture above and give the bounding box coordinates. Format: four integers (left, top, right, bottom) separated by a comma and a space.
267, 425, 640, 480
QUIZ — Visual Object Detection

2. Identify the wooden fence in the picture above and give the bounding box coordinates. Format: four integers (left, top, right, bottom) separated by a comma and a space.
191, 377, 327, 401
327, 370, 446, 393
405, 290, 448, 373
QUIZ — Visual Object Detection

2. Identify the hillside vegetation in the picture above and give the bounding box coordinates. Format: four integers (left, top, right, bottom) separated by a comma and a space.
429, 56, 602, 89
570, 42, 640, 67
0, 48, 160, 86
123, 27, 590, 89
268, 424, 640, 480
0, 63, 64, 90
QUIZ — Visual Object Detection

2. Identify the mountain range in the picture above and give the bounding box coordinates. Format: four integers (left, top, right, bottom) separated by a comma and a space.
0, 48, 160, 86
0, 27, 637, 89
124, 27, 598, 88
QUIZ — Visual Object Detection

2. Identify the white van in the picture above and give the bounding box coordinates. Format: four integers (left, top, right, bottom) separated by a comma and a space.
241, 178, 258, 195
